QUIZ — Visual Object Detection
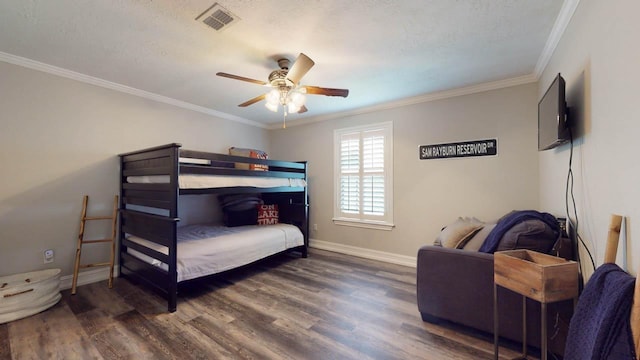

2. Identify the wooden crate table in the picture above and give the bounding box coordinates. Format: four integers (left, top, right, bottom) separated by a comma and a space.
493, 250, 578, 360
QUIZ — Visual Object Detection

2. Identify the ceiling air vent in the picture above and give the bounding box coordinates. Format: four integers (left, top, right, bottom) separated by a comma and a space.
196, 3, 240, 32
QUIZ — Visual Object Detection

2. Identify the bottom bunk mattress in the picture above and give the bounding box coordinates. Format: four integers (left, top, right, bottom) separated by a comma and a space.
126, 223, 304, 282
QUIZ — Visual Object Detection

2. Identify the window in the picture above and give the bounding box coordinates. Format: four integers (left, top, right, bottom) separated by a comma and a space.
333, 122, 394, 230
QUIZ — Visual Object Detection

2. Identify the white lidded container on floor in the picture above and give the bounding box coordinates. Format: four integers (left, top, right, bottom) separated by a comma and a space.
0, 269, 62, 324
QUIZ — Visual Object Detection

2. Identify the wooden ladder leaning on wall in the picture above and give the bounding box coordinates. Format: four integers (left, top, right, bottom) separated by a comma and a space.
603, 214, 640, 358
71, 195, 118, 295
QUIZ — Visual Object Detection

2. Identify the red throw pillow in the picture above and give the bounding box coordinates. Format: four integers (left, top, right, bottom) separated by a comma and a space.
257, 204, 278, 225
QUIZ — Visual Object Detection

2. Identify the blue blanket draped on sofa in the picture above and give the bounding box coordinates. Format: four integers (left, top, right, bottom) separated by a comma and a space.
564, 263, 636, 360
478, 210, 559, 253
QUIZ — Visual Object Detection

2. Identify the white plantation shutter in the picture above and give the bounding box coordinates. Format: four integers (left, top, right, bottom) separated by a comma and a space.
363, 175, 384, 215
334, 123, 394, 230
340, 134, 360, 213
340, 175, 360, 213
362, 130, 385, 216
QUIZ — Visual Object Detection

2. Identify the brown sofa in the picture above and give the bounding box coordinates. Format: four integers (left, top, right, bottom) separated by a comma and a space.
416, 216, 575, 356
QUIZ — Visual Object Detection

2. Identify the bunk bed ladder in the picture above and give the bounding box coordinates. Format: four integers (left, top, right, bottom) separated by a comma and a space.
71, 195, 119, 295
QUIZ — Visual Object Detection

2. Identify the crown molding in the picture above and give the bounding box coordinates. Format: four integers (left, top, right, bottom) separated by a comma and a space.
534, 0, 581, 78
0, 51, 267, 129
273, 73, 538, 129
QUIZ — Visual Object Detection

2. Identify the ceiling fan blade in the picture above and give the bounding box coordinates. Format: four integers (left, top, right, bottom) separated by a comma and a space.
217, 72, 267, 86
297, 105, 308, 114
303, 86, 349, 98
286, 53, 315, 85
238, 94, 266, 107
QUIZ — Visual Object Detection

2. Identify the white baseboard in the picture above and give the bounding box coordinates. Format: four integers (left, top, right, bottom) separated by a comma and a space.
59, 266, 119, 290
309, 239, 416, 268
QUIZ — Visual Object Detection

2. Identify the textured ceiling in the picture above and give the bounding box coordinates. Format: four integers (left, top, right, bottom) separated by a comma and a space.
0, 0, 567, 127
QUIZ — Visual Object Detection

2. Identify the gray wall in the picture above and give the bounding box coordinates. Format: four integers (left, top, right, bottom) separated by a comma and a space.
10, 0, 632, 279
0, 61, 269, 277
538, 0, 640, 275
270, 83, 540, 258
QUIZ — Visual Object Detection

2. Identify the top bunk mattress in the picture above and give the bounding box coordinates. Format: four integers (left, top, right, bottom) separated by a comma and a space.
127, 156, 305, 189
126, 174, 306, 189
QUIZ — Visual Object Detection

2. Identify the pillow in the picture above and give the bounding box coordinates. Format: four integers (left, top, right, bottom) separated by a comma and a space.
219, 194, 263, 211
257, 204, 279, 225
434, 217, 484, 248
462, 223, 497, 251
229, 147, 268, 171
464, 216, 484, 224
495, 219, 558, 254
223, 208, 258, 227
454, 226, 484, 249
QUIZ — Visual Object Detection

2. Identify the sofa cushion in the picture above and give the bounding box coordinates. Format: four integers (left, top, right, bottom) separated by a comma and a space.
434, 217, 484, 248
462, 223, 497, 251
495, 219, 558, 253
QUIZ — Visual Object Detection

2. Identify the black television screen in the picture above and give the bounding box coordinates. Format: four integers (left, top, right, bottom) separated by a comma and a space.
538, 73, 570, 151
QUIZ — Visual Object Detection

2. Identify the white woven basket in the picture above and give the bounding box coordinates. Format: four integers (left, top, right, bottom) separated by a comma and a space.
0, 269, 62, 324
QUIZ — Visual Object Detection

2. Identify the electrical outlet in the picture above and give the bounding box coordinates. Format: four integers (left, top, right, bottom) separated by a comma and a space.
313, 224, 318, 231
44, 249, 54, 264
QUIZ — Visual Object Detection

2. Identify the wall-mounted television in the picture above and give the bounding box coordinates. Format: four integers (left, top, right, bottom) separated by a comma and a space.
538, 73, 570, 151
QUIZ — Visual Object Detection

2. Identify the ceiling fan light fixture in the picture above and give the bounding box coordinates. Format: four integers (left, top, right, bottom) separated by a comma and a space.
287, 102, 301, 114
265, 102, 278, 112
265, 87, 306, 113
266, 89, 280, 105
288, 90, 305, 107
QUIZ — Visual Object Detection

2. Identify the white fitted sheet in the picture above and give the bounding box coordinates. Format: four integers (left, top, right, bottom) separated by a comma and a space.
127, 174, 306, 189
126, 223, 304, 282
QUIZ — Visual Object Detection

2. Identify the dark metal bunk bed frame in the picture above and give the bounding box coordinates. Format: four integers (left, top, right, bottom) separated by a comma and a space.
118, 143, 309, 312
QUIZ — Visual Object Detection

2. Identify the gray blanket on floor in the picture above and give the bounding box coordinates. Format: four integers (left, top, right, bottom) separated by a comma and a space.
564, 263, 636, 360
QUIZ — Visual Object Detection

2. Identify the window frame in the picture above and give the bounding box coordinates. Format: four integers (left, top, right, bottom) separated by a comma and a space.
333, 121, 394, 231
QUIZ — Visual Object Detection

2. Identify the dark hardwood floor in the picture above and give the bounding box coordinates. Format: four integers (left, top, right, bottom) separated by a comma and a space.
0, 249, 527, 359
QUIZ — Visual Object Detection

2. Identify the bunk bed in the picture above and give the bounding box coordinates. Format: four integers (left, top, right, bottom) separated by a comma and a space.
118, 143, 308, 312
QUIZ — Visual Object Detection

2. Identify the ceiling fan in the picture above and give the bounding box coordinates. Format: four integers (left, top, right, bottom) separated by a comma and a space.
216, 53, 349, 120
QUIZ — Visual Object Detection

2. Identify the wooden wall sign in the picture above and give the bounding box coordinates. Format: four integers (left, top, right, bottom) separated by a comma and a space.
419, 139, 497, 160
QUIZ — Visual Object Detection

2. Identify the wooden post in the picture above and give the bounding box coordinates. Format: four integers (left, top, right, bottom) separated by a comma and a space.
603, 214, 623, 264
71, 196, 89, 295
108, 195, 118, 288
